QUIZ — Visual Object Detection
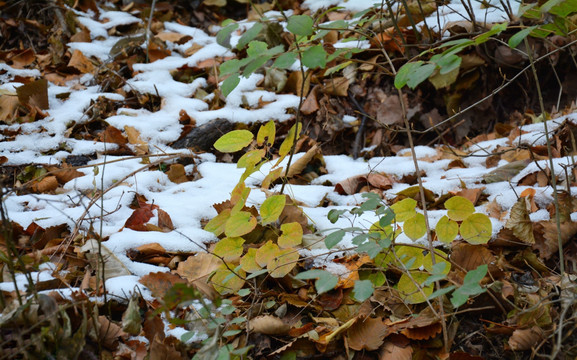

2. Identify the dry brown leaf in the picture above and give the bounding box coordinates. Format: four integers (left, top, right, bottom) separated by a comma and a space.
17, 78, 49, 109
379, 339, 412, 360
124, 125, 149, 155
287, 144, 321, 178
46, 165, 84, 184
7, 49, 36, 68
534, 220, 577, 259
97, 315, 125, 350
401, 322, 442, 340
0, 95, 20, 123
31, 176, 58, 193
508, 326, 544, 351
249, 315, 290, 335
149, 335, 184, 360
155, 32, 192, 44
300, 85, 320, 115
135, 243, 166, 257
139, 272, 186, 300
68, 49, 95, 73
322, 77, 349, 97
175, 253, 220, 299
453, 187, 485, 206
101, 125, 128, 145
486, 199, 505, 220
505, 197, 535, 244
367, 173, 395, 190
451, 242, 495, 271
157, 208, 174, 231
347, 317, 388, 351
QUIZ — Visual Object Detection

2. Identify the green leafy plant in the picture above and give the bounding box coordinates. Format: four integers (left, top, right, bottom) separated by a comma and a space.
216, 13, 364, 97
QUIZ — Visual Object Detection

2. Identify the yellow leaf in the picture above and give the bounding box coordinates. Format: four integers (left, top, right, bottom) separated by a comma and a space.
211, 265, 245, 295
390, 198, 417, 222
445, 196, 475, 221
435, 215, 459, 243
213, 237, 245, 262
460, 213, 492, 244
204, 208, 231, 236
240, 248, 262, 273
260, 195, 286, 225
403, 213, 426, 240
268, 248, 299, 278
225, 211, 257, 237
397, 271, 433, 304
278, 222, 303, 248
257, 120, 276, 146
255, 240, 280, 267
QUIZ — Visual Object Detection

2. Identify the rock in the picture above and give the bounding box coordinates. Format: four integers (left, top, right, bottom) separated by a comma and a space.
171, 119, 234, 152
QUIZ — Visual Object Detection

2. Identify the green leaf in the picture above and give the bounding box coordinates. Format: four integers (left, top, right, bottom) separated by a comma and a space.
221, 74, 240, 98
508, 26, 538, 48
451, 264, 487, 307
403, 213, 427, 240
390, 198, 417, 222
295, 269, 338, 294
435, 215, 459, 243
216, 22, 239, 48
328, 209, 347, 224
278, 222, 303, 248
287, 15, 314, 36
460, 213, 492, 244
237, 149, 265, 169
302, 45, 327, 69
445, 196, 475, 221
213, 237, 245, 262
407, 63, 436, 89
257, 120, 276, 146
237, 22, 264, 49
356, 241, 383, 259
214, 129, 253, 153
243, 56, 270, 77
435, 54, 462, 75
260, 195, 286, 225
394, 61, 423, 89
225, 211, 257, 237
352, 279, 374, 302
427, 285, 455, 300
220, 59, 241, 76
325, 229, 345, 249
474, 22, 508, 45
428, 66, 459, 89
246, 40, 268, 57
273, 52, 297, 69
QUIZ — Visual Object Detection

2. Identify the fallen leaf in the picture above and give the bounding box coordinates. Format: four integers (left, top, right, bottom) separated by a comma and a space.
249, 315, 290, 335
139, 272, 186, 300
347, 317, 388, 351
176, 253, 220, 299
508, 326, 544, 351
505, 197, 535, 244
68, 49, 95, 73
17, 78, 49, 109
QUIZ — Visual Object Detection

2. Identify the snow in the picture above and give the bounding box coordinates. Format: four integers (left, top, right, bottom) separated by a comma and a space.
0, 0, 574, 311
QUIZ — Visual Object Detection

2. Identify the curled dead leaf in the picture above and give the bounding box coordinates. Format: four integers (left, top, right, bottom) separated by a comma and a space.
508, 326, 544, 351
249, 315, 290, 335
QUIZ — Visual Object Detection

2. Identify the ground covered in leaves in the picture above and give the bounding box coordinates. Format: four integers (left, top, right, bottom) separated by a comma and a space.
1, 0, 577, 359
